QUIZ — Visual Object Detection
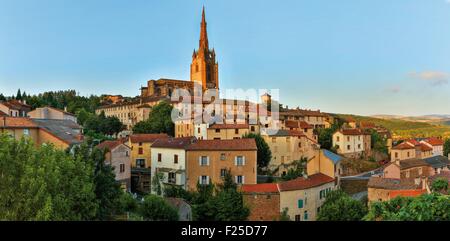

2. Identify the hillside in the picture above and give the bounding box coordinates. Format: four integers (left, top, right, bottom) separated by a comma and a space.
334, 114, 450, 140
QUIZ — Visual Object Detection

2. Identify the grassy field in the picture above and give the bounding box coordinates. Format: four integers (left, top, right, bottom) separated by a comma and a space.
335, 114, 450, 140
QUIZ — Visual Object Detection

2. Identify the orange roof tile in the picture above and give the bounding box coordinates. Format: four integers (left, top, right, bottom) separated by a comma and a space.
129, 133, 170, 143
392, 142, 415, 150
96, 140, 125, 151
425, 137, 444, 146
278, 173, 335, 191
241, 183, 279, 193
388, 189, 427, 199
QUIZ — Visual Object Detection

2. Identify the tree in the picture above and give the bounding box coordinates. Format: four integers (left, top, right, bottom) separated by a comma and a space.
152, 172, 165, 196
281, 157, 307, 181
242, 133, 272, 172
279, 208, 291, 221
132, 101, 174, 136
0, 93, 6, 101
370, 129, 388, 155
191, 182, 216, 221
316, 122, 341, 150
431, 178, 448, 194
364, 194, 450, 221
444, 138, 450, 158
139, 194, 179, 221
0, 134, 98, 220
317, 190, 367, 221
16, 89, 22, 100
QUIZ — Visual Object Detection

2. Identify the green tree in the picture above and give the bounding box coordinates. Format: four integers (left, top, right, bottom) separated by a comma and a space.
152, 172, 165, 196
444, 138, 450, 158
317, 190, 367, 221
281, 157, 307, 181
242, 133, 272, 172
431, 178, 448, 194
16, 89, 22, 100
133, 101, 174, 136
139, 194, 179, 221
191, 182, 216, 221
279, 208, 291, 221
0, 134, 98, 220
364, 194, 450, 221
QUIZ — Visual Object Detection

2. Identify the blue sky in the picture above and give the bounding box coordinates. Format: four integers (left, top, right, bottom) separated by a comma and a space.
1, 0, 450, 116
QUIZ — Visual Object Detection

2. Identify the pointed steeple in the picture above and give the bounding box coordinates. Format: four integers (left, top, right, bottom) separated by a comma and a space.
199, 6, 209, 50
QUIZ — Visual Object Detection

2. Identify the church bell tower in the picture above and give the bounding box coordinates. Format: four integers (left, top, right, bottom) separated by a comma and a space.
190, 7, 219, 91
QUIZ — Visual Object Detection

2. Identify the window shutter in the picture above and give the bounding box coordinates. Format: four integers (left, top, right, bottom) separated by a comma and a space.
234, 156, 237, 166
207, 156, 210, 166
198, 176, 202, 184
243, 156, 246, 166
235, 176, 238, 183
199, 156, 202, 166
242, 176, 245, 184
206, 176, 210, 185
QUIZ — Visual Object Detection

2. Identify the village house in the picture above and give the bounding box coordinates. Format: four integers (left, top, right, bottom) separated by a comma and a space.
420, 137, 445, 157
241, 183, 281, 221
262, 129, 319, 176
242, 173, 336, 221
278, 173, 336, 221
367, 177, 426, 203
307, 149, 343, 186
332, 129, 365, 158
206, 123, 253, 140
0, 117, 83, 150
96, 140, 132, 191
281, 120, 316, 140
185, 139, 258, 191
0, 100, 32, 117
279, 108, 329, 130
422, 155, 450, 175
391, 142, 416, 162
28, 106, 77, 123
383, 158, 433, 179
150, 137, 196, 191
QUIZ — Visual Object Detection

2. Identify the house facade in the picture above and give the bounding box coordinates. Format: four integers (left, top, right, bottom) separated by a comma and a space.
241, 183, 281, 221
97, 140, 132, 191
421, 137, 444, 157
332, 129, 365, 158
28, 106, 77, 123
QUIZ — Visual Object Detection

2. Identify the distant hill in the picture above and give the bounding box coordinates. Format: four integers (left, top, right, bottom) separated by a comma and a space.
334, 114, 450, 139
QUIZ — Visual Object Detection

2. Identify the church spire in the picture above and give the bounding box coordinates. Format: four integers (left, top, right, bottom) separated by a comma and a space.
199, 6, 209, 50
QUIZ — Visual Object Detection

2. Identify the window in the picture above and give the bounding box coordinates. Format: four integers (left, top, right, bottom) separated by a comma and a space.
168, 173, 176, 184
272, 137, 276, 143
347, 145, 350, 150
220, 169, 227, 178
236, 156, 244, 166
395, 152, 398, 158
337, 136, 340, 142
235, 175, 244, 184
200, 156, 209, 166
220, 153, 226, 161
298, 142, 302, 148
139, 142, 143, 146
407, 152, 410, 157
119, 164, 125, 173
347, 137, 350, 142
136, 159, 145, 168
174, 154, 178, 164
358, 144, 361, 149
251, 126, 255, 132
235, 129, 239, 134
125, 151, 129, 157
295, 215, 301, 221
215, 129, 220, 133
158, 153, 162, 162
199, 176, 209, 185
138, 147, 143, 155
23, 129, 30, 136
298, 199, 304, 208
304, 211, 308, 221
197, 128, 201, 134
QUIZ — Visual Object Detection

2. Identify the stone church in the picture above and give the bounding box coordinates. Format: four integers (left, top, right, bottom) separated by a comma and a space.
140, 7, 219, 98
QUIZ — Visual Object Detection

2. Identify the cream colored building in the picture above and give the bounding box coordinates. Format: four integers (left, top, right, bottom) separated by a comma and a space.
28, 106, 77, 123
278, 173, 336, 221
391, 142, 416, 162
263, 129, 319, 176
332, 129, 365, 158
307, 149, 343, 184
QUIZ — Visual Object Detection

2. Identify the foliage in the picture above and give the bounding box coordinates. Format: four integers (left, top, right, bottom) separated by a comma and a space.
118, 192, 139, 214
242, 133, 272, 171
316, 122, 341, 150
164, 185, 193, 202
132, 101, 174, 136
0, 134, 98, 220
444, 138, 450, 158
138, 194, 179, 221
317, 190, 367, 221
191, 170, 249, 221
364, 194, 450, 221
431, 178, 448, 194
369, 129, 388, 155
281, 157, 307, 181
0, 93, 6, 101
152, 172, 165, 196
83, 111, 124, 136
279, 208, 290, 221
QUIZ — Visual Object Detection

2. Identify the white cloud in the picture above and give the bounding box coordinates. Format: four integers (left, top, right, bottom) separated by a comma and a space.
409, 71, 449, 86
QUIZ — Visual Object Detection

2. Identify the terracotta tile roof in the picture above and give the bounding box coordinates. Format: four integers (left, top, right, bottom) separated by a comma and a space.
0, 110, 7, 117
406, 139, 420, 146
424, 137, 444, 146
96, 140, 125, 151
285, 120, 299, 128
419, 143, 433, 152
278, 173, 335, 192
241, 183, 279, 193
339, 129, 363, 135
399, 158, 430, 170
0, 117, 38, 128
299, 121, 313, 129
392, 142, 415, 150
360, 121, 376, 129
208, 123, 249, 129
152, 137, 196, 149
388, 189, 427, 199
186, 139, 257, 151
0, 100, 32, 110
129, 133, 170, 143
368, 177, 419, 190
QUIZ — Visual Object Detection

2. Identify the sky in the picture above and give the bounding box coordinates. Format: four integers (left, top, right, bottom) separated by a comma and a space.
1, 0, 450, 116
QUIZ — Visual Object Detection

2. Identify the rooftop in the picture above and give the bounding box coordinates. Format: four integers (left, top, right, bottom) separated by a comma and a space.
152, 136, 196, 149
392, 142, 415, 150
129, 133, 170, 143
186, 138, 257, 151
423, 155, 450, 168
96, 140, 126, 151
368, 177, 420, 190
278, 173, 335, 192
424, 137, 445, 146
322, 149, 344, 164
241, 183, 279, 194
399, 158, 430, 170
